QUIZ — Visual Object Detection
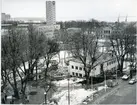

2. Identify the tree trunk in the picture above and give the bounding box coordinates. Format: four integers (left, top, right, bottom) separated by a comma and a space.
12, 68, 19, 99
13, 88, 19, 99
45, 68, 48, 80
85, 73, 90, 89
120, 56, 125, 75
45, 61, 49, 80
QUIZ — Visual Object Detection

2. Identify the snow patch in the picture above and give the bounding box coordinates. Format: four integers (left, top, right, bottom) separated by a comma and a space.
52, 85, 108, 105
53, 78, 84, 87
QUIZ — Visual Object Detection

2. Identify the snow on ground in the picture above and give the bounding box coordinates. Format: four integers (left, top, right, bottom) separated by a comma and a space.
98, 85, 108, 91
52, 85, 107, 105
52, 89, 96, 105
53, 78, 84, 87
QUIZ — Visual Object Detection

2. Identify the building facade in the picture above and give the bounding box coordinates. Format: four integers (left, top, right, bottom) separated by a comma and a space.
96, 26, 112, 39
46, 1, 56, 25
35, 24, 60, 39
1, 13, 11, 22
68, 56, 130, 78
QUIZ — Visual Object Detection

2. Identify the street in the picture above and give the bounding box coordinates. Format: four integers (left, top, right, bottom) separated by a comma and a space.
99, 80, 136, 104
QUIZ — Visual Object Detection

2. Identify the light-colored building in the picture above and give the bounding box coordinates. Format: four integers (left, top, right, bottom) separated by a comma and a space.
67, 54, 130, 78
68, 57, 116, 78
96, 26, 112, 39
35, 24, 60, 39
1, 13, 11, 22
46, 1, 56, 25
66, 28, 81, 35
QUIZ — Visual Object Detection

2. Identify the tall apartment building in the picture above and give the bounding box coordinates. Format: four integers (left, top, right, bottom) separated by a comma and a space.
46, 1, 56, 25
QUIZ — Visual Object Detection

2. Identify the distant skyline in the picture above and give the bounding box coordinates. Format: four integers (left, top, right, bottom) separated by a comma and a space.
2, 0, 137, 22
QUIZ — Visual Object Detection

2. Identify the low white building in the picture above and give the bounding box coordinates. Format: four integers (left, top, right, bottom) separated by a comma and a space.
67, 55, 130, 78
68, 58, 102, 78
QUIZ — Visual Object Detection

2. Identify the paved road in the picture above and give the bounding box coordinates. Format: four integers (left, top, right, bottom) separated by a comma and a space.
99, 80, 136, 104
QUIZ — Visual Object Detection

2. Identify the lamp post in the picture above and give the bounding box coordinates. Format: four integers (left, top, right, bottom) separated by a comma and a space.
44, 92, 47, 104
68, 72, 70, 105
104, 70, 107, 92
64, 50, 70, 105
92, 70, 95, 100
104, 63, 107, 92
44, 86, 49, 104
66, 61, 70, 105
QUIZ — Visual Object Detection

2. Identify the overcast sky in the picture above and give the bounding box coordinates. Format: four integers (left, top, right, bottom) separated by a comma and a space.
1, 0, 137, 22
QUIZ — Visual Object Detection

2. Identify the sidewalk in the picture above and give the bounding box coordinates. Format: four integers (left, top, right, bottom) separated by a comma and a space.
91, 74, 137, 105
91, 84, 120, 104
80, 78, 123, 105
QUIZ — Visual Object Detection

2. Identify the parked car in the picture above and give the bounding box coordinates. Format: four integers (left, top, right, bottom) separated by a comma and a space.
128, 78, 136, 84
121, 75, 129, 80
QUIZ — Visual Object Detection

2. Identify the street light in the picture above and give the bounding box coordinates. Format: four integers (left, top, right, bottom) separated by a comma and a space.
104, 63, 108, 92
91, 69, 95, 100
66, 61, 70, 105
104, 69, 107, 92
44, 92, 47, 104
44, 86, 49, 104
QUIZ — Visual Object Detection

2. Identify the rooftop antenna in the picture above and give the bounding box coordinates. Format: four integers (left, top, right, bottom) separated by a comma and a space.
125, 15, 128, 22
117, 14, 120, 23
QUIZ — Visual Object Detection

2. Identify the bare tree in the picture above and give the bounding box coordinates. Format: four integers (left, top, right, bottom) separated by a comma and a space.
68, 29, 103, 89
108, 23, 136, 75
1, 24, 48, 100
34, 39, 60, 103
1, 27, 22, 99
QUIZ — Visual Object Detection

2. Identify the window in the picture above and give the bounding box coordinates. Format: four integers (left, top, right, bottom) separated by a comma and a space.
72, 72, 75, 76
79, 67, 82, 70
79, 74, 82, 77
75, 66, 78, 70
76, 73, 78, 77
72, 65, 74, 69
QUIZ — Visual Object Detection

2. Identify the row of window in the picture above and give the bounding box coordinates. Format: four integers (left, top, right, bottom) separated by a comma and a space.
107, 59, 116, 66
71, 65, 83, 70
104, 30, 111, 34
72, 72, 83, 77
111, 66, 117, 71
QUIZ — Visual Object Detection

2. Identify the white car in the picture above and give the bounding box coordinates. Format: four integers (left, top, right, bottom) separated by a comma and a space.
121, 75, 129, 80
129, 78, 136, 84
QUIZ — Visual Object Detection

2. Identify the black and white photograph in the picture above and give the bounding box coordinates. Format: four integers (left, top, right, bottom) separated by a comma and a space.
1, 0, 137, 104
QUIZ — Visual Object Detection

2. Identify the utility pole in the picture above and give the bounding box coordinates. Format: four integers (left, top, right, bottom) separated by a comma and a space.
68, 70, 70, 105
63, 22, 70, 105
104, 70, 107, 92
